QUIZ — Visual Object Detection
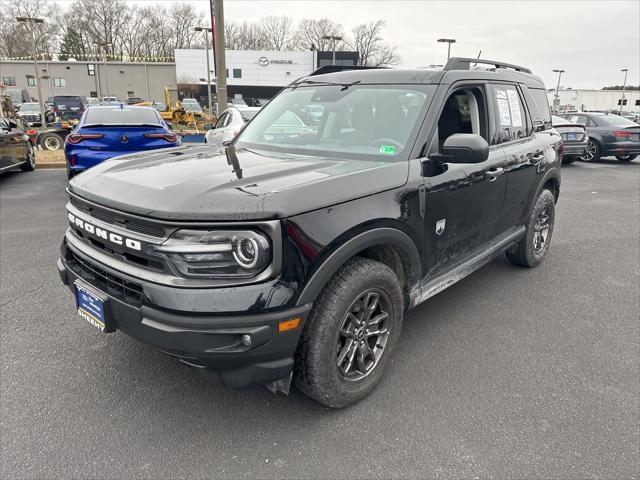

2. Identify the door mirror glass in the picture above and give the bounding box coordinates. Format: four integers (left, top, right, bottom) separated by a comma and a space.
8, 119, 17, 129
429, 133, 489, 165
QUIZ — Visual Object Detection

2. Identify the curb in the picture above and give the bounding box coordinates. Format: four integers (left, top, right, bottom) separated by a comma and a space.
36, 162, 66, 169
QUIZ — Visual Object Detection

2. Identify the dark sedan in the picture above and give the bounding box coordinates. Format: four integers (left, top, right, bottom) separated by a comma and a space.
560, 112, 639, 162
552, 115, 587, 164
0, 117, 36, 173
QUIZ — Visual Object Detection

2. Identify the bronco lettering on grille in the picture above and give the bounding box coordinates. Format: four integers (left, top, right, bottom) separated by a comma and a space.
68, 211, 142, 251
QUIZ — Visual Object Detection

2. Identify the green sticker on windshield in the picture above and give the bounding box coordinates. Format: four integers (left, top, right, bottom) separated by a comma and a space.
379, 145, 396, 155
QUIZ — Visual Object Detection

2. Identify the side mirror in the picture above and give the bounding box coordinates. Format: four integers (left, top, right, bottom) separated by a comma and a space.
533, 120, 546, 132
430, 133, 489, 164
8, 120, 17, 129
203, 123, 214, 131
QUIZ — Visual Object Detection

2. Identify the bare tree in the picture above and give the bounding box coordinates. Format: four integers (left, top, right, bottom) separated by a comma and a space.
294, 18, 345, 51
260, 15, 296, 50
0, 0, 57, 58
347, 20, 400, 67
170, 4, 205, 52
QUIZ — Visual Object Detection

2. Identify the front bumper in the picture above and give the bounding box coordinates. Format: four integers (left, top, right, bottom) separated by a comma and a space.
57, 240, 311, 389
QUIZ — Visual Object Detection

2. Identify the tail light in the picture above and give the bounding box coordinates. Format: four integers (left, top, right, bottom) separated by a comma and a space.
614, 130, 632, 138
66, 133, 104, 144
144, 132, 178, 143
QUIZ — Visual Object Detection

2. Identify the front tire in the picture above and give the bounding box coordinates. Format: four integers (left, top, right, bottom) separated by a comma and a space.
506, 189, 555, 268
615, 154, 637, 162
294, 257, 404, 408
580, 139, 600, 162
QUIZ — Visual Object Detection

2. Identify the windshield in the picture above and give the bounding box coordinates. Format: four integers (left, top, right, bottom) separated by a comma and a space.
236, 84, 433, 160
183, 104, 202, 112
20, 103, 40, 112
597, 115, 637, 126
55, 96, 82, 107
84, 108, 160, 125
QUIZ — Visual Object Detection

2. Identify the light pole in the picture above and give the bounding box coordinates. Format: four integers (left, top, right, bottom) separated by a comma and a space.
620, 68, 628, 115
94, 42, 112, 100
552, 69, 564, 113
437, 38, 456, 62
16, 16, 46, 127
213, 0, 227, 114
195, 26, 214, 116
322, 35, 343, 65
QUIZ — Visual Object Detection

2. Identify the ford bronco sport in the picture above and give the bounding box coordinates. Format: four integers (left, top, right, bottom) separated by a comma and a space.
58, 58, 561, 408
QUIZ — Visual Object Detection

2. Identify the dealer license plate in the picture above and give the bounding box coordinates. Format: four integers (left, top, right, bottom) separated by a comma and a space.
75, 282, 111, 333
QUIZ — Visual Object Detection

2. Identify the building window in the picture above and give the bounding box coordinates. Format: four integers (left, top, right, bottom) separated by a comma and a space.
87, 64, 95, 76
127, 91, 134, 97
53, 77, 66, 87
26, 75, 37, 86
90, 91, 97, 98
233, 68, 242, 79
2, 76, 16, 86
225, 68, 229, 78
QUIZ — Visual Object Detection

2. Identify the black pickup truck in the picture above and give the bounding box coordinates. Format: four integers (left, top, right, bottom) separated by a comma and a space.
58, 58, 561, 408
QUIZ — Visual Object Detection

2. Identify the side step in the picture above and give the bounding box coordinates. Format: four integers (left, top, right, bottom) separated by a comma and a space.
409, 226, 525, 308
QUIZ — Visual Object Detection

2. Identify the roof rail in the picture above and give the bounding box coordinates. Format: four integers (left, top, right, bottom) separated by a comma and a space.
444, 57, 532, 74
309, 65, 387, 76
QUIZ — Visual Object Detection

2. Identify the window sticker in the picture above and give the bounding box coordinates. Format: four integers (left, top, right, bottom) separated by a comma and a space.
497, 98, 512, 126
506, 89, 523, 127
379, 145, 396, 155
496, 89, 508, 100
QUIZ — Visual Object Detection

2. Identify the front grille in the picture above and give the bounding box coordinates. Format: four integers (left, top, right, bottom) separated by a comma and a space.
70, 196, 165, 238
66, 248, 144, 306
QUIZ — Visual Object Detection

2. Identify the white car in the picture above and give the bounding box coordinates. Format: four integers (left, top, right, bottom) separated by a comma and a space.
204, 106, 260, 146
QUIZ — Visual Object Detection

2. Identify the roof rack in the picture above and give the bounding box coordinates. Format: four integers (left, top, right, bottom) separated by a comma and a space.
309, 65, 387, 76
444, 57, 532, 74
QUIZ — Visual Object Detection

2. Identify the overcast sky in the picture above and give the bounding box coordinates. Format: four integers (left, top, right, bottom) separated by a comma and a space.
55, 0, 640, 89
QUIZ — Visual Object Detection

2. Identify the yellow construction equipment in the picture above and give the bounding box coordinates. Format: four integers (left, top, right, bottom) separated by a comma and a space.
134, 87, 215, 131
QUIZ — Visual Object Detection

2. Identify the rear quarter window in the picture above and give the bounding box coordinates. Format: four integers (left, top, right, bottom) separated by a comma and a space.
84, 108, 160, 125
528, 88, 552, 130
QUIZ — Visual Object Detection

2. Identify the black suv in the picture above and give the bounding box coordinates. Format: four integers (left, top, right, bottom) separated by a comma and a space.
57, 58, 561, 408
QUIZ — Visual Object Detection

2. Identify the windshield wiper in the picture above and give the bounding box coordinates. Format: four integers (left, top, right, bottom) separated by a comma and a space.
291, 79, 361, 91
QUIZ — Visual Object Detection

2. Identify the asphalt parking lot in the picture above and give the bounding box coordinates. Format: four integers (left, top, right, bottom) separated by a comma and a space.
1, 158, 638, 479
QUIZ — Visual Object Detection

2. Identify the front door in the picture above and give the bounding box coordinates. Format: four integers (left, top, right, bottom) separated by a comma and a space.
422, 86, 508, 276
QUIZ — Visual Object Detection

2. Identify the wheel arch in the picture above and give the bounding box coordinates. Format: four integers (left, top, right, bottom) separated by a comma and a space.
295, 226, 423, 307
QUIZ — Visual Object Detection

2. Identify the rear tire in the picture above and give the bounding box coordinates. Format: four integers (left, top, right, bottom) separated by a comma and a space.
294, 257, 404, 408
615, 154, 637, 162
39, 132, 64, 151
580, 139, 600, 162
506, 189, 555, 268
20, 143, 36, 171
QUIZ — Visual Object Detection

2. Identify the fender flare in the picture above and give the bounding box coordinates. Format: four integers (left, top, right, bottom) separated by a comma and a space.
295, 227, 422, 306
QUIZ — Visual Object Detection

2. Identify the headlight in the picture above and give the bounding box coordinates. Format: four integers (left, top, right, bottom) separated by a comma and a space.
152, 230, 271, 279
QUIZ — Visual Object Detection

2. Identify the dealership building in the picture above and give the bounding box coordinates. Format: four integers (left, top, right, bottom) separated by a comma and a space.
0, 49, 358, 106
175, 49, 358, 105
547, 88, 640, 113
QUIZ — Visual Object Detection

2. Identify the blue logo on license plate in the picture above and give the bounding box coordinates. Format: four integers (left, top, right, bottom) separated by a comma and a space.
76, 285, 106, 332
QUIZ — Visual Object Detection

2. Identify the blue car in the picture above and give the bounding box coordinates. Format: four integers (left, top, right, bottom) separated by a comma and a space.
65, 105, 181, 178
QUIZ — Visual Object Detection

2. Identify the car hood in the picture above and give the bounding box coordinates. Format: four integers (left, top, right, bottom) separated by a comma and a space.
68, 145, 408, 221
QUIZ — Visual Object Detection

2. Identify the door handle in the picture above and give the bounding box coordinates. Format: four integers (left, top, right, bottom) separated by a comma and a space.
486, 167, 504, 181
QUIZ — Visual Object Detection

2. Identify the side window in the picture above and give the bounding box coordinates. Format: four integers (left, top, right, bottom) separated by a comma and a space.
527, 88, 552, 130
488, 84, 529, 145
585, 117, 597, 127
215, 112, 228, 128
433, 86, 488, 152
573, 115, 587, 126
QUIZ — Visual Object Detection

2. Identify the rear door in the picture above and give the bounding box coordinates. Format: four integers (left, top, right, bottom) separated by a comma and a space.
489, 83, 545, 231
